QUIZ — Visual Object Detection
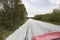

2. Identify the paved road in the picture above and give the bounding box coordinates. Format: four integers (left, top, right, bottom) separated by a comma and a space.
6, 19, 60, 40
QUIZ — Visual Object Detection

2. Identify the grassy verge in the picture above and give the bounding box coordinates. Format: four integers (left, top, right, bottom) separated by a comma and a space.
44, 21, 60, 25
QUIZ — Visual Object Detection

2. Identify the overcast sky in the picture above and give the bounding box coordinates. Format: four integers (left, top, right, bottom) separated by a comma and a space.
22, 0, 60, 17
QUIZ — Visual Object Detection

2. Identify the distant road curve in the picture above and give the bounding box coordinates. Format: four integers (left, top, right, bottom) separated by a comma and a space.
6, 19, 60, 40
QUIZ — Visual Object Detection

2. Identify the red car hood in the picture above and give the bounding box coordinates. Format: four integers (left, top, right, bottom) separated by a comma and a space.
32, 32, 60, 40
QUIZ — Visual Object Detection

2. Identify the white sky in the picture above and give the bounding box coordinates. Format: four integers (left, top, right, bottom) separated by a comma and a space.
22, 0, 60, 17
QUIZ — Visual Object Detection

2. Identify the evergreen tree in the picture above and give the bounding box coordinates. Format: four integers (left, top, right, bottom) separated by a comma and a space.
0, 0, 27, 31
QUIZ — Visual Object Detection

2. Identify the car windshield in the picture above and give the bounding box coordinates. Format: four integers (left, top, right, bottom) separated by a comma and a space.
52, 38, 60, 40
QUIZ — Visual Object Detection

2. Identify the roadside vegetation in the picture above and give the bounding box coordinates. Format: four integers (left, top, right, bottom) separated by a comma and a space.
33, 9, 60, 25
0, 0, 27, 40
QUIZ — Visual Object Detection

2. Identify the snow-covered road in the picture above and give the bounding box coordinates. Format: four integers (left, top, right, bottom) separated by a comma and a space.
6, 19, 60, 40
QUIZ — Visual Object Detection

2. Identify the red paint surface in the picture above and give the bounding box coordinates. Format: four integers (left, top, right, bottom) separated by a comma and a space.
32, 32, 60, 40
